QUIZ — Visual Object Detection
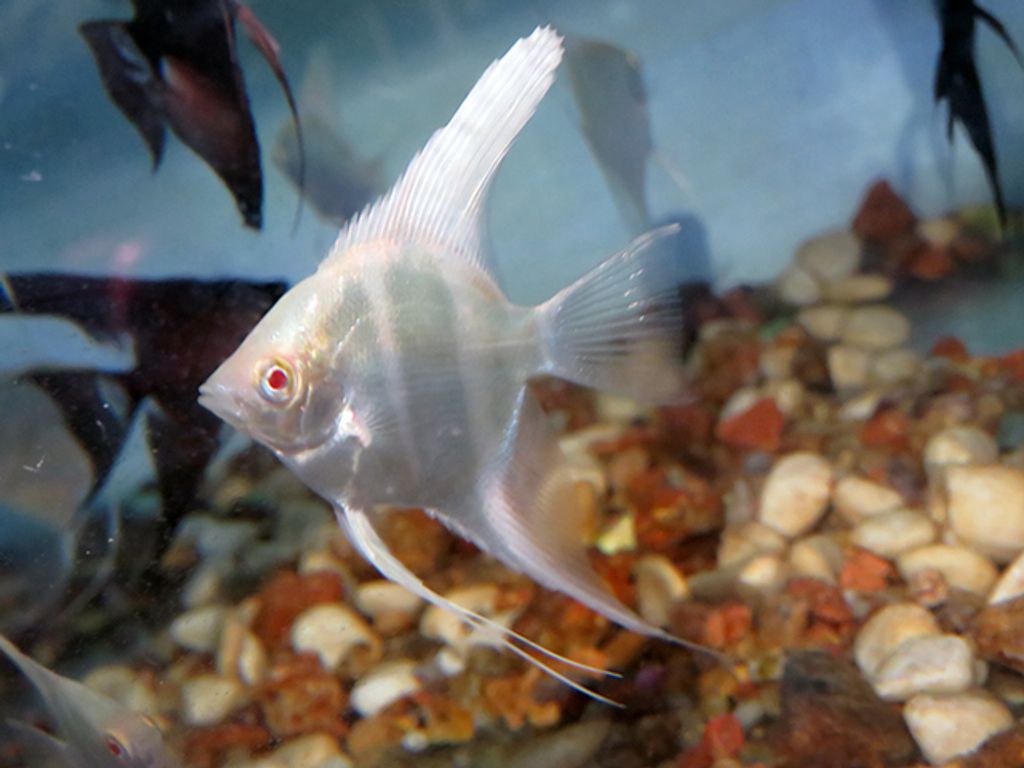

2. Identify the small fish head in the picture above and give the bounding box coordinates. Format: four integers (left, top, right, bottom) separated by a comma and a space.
99, 718, 178, 767
199, 276, 346, 456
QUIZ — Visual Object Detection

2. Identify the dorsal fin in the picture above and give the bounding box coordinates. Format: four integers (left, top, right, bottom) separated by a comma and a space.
321, 26, 564, 276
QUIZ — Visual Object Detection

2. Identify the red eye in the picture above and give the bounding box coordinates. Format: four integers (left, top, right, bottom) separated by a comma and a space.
106, 736, 124, 757
259, 359, 296, 403
266, 366, 289, 391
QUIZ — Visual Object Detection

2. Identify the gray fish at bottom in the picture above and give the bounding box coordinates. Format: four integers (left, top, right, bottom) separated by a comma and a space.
0, 633, 178, 767
200, 26, 714, 701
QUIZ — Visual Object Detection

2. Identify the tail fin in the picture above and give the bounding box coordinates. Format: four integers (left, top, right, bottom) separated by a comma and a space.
535, 224, 694, 404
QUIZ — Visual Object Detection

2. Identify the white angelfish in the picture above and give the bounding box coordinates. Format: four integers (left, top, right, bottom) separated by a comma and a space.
200, 26, 713, 701
0, 633, 178, 767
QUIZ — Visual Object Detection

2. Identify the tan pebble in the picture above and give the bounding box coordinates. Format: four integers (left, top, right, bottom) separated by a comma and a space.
593, 392, 645, 423
764, 379, 804, 416
796, 230, 862, 284
945, 464, 1024, 563
854, 603, 941, 678
181, 674, 245, 727
717, 521, 788, 569
837, 389, 884, 422
989, 549, 1024, 604
182, 562, 224, 609
633, 555, 689, 627
217, 616, 267, 686
595, 512, 637, 555
82, 666, 158, 717
798, 304, 849, 342
897, 545, 998, 596
872, 634, 975, 701
869, 348, 920, 384
851, 510, 936, 559
355, 580, 424, 622
903, 690, 1012, 765
918, 217, 959, 247
828, 344, 871, 391
350, 660, 421, 717
170, 605, 226, 653
758, 452, 833, 537
420, 584, 501, 648
825, 273, 893, 303
724, 479, 757, 526
760, 345, 796, 380
841, 306, 910, 350
242, 733, 352, 768
788, 534, 845, 583
925, 426, 999, 470
737, 554, 789, 594
833, 475, 903, 524
297, 549, 351, 579
290, 604, 379, 671
605, 445, 649, 495
776, 264, 822, 306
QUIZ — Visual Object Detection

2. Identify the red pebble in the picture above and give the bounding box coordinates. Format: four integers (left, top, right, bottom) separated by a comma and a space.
840, 547, 895, 593
930, 336, 969, 363
906, 241, 954, 280
851, 180, 916, 242
859, 407, 911, 450
715, 397, 785, 452
678, 713, 745, 768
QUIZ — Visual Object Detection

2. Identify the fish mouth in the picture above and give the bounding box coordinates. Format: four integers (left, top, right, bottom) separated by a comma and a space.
198, 381, 249, 434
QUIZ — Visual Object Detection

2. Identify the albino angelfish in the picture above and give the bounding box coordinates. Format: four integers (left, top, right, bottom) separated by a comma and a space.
0, 633, 178, 767
200, 26, 711, 701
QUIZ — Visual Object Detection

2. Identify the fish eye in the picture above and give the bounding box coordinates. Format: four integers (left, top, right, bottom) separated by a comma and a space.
258, 358, 297, 404
106, 735, 126, 759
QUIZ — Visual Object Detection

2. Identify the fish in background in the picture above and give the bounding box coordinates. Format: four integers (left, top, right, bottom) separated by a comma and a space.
0, 274, 287, 552
272, 46, 383, 226
0, 633, 178, 767
565, 36, 693, 236
79, 0, 305, 230
201, 27, 716, 701
934, 0, 1024, 229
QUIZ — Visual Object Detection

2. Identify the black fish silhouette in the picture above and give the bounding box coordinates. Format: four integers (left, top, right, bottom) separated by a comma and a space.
934, 0, 1024, 228
79, 0, 305, 230
1, 274, 287, 540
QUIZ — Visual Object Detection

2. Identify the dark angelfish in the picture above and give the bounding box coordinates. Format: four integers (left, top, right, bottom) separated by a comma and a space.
566, 38, 653, 235
272, 46, 383, 226
79, 0, 305, 230
1, 274, 287, 544
934, 0, 1024, 229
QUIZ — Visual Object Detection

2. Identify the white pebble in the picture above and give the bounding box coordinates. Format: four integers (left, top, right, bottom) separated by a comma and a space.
904, 690, 1012, 765
828, 345, 871, 391
217, 616, 268, 686
918, 217, 959, 247
833, 475, 903, 524
798, 304, 849, 342
837, 389, 884, 422
825, 273, 893, 303
946, 464, 1024, 563
181, 675, 244, 727
795, 230, 862, 284
355, 580, 424, 623
897, 545, 998, 597
851, 510, 936, 559
633, 555, 689, 628
350, 660, 421, 717
787, 534, 844, 583
170, 605, 226, 653
841, 305, 910, 349
777, 264, 822, 306
854, 603, 940, 678
989, 548, 1024, 604
290, 604, 379, 671
872, 634, 974, 701
758, 453, 833, 537
82, 666, 158, 717
182, 562, 225, 609
717, 521, 788, 568
925, 426, 999, 470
